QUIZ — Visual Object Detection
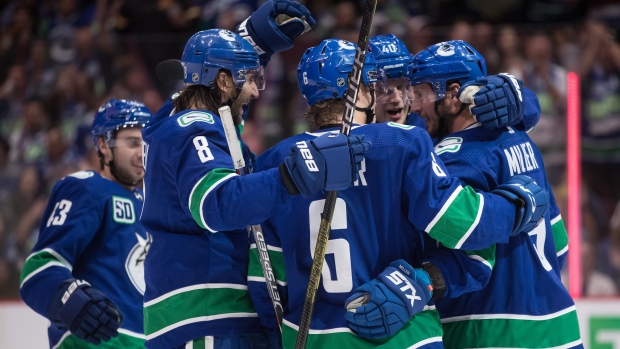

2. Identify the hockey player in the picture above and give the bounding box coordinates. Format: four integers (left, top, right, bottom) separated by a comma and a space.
349, 40, 582, 348
246, 38, 549, 349
369, 33, 541, 131
19, 99, 152, 348
139, 27, 368, 349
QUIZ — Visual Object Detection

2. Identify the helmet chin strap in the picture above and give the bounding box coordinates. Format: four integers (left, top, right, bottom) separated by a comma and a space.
355, 84, 376, 125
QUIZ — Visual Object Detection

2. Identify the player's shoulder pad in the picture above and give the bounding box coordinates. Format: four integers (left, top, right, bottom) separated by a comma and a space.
257, 132, 312, 171
54, 170, 102, 193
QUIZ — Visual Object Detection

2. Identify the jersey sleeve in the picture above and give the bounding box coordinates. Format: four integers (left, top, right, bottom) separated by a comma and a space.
547, 183, 568, 269
521, 87, 541, 132
403, 129, 517, 250
173, 120, 292, 232
19, 178, 103, 318
247, 219, 287, 333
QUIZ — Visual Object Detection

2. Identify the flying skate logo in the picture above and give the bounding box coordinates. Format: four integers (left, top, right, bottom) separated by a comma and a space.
385, 270, 421, 307
436, 43, 455, 57
295, 141, 319, 172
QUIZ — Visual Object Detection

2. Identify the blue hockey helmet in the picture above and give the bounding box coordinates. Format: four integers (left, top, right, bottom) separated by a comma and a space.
408, 40, 487, 100
181, 29, 264, 90
297, 39, 378, 106
369, 34, 412, 79
92, 99, 152, 152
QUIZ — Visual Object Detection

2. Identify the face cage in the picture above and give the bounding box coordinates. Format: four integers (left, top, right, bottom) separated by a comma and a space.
232, 66, 265, 90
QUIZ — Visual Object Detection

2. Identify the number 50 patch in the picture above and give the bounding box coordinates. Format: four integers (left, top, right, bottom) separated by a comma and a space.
113, 196, 135, 224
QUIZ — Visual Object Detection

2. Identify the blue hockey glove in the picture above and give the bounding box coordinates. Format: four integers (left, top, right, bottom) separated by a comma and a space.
492, 175, 549, 235
49, 280, 123, 345
344, 259, 432, 339
457, 73, 525, 129
279, 133, 370, 197
237, 0, 316, 65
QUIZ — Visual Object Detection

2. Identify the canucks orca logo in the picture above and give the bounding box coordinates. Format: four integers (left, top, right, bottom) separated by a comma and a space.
218, 29, 237, 41
125, 232, 152, 295
436, 43, 455, 57
338, 40, 355, 50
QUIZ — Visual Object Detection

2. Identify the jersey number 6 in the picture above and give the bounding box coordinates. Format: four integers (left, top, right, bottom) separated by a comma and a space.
309, 198, 353, 293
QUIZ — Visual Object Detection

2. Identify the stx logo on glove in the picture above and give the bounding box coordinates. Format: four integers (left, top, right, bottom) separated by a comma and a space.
295, 141, 319, 172
385, 271, 421, 307
499, 73, 522, 102
62, 280, 90, 304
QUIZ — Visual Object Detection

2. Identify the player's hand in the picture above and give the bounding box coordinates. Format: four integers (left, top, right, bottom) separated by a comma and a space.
344, 259, 432, 339
457, 73, 525, 129
237, 0, 316, 65
49, 280, 123, 345
492, 175, 549, 235
279, 133, 370, 197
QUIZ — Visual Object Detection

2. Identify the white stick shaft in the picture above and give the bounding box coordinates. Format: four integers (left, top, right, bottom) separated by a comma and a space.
219, 106, 245, 170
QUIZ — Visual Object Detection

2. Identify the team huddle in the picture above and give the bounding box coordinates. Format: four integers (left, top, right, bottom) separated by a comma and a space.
18, 1, 582, 349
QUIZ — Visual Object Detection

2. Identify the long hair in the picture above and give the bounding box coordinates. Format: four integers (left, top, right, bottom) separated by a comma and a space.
173, 84, 226, 116
303, 98, 346, 131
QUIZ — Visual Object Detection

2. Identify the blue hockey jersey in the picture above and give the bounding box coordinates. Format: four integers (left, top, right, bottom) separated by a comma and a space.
425, 123, 581, 349
140, 102, 293, 349
19, 171, 148, 349
248, 122, 530, 349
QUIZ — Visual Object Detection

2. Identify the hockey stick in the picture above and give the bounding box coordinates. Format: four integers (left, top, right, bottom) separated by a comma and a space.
294, 1, 377, 348
219, 105, 284, 332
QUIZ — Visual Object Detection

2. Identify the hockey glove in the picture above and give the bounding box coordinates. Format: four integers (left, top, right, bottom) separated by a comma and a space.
279, 133, 370, 197
344, 259, 432, 339
492, 175, 549, 236
48, 280, 123, 345
457, 73, 525, 129
237, 0, 316, 65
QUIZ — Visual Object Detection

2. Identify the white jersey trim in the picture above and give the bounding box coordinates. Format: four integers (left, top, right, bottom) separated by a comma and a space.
146, 313, 258, 340
189, 172, 238, 233
425, 185, 463, 234
454, 193, 484, 249
144, 283, 248, 307
466, 253, 493, 270
440, 305, 576, 323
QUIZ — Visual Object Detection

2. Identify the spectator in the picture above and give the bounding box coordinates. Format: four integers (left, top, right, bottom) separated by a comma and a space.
523, 32, 567, 186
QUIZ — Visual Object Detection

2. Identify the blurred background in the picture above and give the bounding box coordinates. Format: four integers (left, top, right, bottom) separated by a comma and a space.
0, 0, 619, 346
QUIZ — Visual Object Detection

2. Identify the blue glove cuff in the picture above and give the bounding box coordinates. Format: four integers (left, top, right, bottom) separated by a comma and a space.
311, 134, 350, 191
378, 264, 429, 317
238, 1, 293, 62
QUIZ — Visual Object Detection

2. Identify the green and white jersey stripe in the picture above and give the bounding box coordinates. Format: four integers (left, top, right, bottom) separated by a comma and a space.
248, 243, 287, 285
143, 283, 258, 340
188, 168, 237, 232
20, 248, 72, 287
280, 309, 443, 349
464, 245, 496, 270
550, 214, 568, 257
441, 306, 581, 349
53, 329, 145, 349
425, 185, 484, 249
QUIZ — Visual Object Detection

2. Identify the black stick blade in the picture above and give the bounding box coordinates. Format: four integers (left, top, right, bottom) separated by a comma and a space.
156, 59, 184, 84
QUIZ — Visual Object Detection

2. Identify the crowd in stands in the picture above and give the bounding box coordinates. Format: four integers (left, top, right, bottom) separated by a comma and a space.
0, 0, 619, 298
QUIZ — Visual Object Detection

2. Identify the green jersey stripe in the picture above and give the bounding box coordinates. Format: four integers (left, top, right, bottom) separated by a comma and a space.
441, 307, 580, 349
188, 169, 237, 232
248, 244, 287, 282
280, 309, 443, 349
143, 285, 257, 337
464, 245, 496, 270
551, 215, 568, 255
20, 249, 72, 287
426, 186, 483, 249
54, 331, 145, 349
441, 305, 576, 323
247, 276, 287, 286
